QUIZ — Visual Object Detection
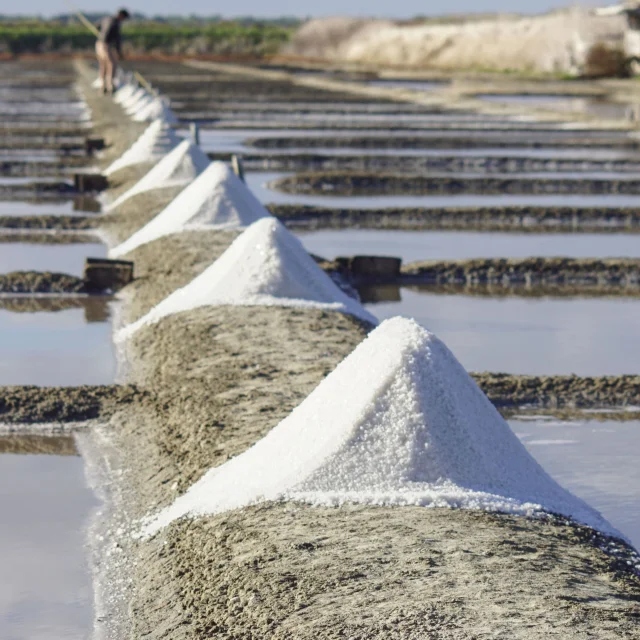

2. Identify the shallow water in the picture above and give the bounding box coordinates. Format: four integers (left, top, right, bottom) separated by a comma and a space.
297, 230, 640, 262
0, 302, 115, 386
368, 79, 448, 91
365, 291, 640, 376
198, 128, 640, 161
245, 171, 640, 209
0, 449, 98, 640
511, 418, 640, 550
0, 199, 101, 216
1, 242, 105, 276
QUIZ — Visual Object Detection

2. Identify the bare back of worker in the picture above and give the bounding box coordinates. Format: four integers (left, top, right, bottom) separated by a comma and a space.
96, 8, 130, 94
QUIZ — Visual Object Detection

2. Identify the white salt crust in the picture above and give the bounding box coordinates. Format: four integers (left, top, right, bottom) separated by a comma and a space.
113, 82, 139, 104
103, 119, 183, 176
132, 98, 178, 124
117, 217, 377, 340
125, 94, 153, 116
121, 88, 149, 111
104, 139, 210, 212
143, 317, 620, 540
110, 162, 272, 257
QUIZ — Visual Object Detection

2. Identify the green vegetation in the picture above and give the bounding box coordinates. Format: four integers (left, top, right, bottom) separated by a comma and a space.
0, 19, 296, 56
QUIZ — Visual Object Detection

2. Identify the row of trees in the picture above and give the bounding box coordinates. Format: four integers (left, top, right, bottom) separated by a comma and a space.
0, 20, 295, 56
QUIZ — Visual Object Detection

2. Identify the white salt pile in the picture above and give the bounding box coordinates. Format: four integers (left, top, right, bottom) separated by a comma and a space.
103, 119, 183, 176
143, 317, 621, 539
126, 93, 153, 116
117, 217, 376, 339
121, 87, 149, 111
114, 81, 139, 104
110, 162, 271, 257
132, 97, 178, 124
104, 139, 210, 212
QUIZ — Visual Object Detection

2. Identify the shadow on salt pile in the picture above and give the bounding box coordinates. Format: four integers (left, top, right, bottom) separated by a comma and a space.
117, 217, 376, 340
142, 317, 620, 542
103, 139, 210, 212
103, 119, 182, 176
110, 162, 271, 258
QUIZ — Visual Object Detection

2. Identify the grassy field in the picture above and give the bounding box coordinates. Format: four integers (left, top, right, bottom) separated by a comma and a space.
0, 21, 294, 56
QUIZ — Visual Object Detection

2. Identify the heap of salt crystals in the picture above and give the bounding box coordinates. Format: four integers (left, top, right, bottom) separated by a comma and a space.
126, 92, 153, 116
132, 97, 178, 124
121, 87, 150, 112
117, 217, 377, 340
103, 119, 182, 176
110, 162, 272, 257
104, 139, 210, 212
143, 317, 620, 538
114, 80, 139, 105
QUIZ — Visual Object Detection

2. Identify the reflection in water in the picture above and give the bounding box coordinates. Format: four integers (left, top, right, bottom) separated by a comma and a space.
364, 289, 640, 376
511, 419, 640, 550
0, 242, 105, 277
0, 449, 98, 639
297, 229, 640, 262
0, 197, 101, 216
0, 301, 115, 386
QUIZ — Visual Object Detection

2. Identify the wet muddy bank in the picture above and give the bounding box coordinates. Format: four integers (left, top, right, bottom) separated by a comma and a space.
0, 434, 77, 456
273, 173, 640, 196
473, 373, 640, 411
210, 152, 640, 175
272, 204, 640, 232
0, 214, 95, 231
0, 271, 87, 294
0, 384, 145, 425
136, 505, 639, 640
397, 257, 640, 288
249, 134, 640, 150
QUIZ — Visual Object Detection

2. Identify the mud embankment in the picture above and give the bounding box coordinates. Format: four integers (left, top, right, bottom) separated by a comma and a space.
272, 203, 640, 232
210, 152, 640, 176
0, 271, 86, 294
0, 384, 144, 425
273, 172, 640, 196
250, 135, 640, 150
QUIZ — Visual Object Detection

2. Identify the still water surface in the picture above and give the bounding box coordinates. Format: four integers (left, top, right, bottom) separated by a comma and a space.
511, 418, 640, 550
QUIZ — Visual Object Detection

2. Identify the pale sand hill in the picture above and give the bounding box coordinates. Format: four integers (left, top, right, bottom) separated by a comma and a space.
286, 9, 626, 75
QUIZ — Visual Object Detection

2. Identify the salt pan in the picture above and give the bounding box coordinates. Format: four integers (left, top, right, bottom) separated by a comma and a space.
143, 317, 620, 540
103, 119, 183, 176
104, 139, 210, 212
117, 217, 376, 339
110, 162, 271, 257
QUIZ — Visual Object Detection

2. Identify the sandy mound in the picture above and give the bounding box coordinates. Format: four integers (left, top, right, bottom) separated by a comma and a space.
110, 161, 271, 257
144, 317, 618, 538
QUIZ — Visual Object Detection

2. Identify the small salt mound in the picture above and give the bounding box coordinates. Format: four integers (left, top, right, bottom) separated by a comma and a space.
121, 87, 149, 111
118, 217, 376, 339
125, 94, 153, 116
143, 317, 620, 538
114, 81, 139, 105
110, 162, 272, 257
91, 76, 102, 90
103, 120, 183, 176
104, 139, 210, 212
132, 97, 178, 124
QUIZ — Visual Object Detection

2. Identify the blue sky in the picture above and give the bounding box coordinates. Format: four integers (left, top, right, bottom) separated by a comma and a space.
20, 0, 603, 19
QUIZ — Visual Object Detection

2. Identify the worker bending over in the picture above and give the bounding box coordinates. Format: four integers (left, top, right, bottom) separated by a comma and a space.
96, 8, 130, 95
